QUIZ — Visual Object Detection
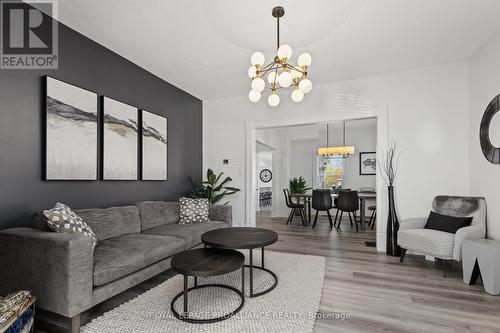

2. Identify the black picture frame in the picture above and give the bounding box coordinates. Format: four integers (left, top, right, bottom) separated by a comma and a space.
44, 76, 99, 181
359, 152, 376, 175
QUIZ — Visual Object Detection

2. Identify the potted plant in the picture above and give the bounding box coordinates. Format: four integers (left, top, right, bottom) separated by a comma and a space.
189, 169, 240, 205
289, 176, 311, 194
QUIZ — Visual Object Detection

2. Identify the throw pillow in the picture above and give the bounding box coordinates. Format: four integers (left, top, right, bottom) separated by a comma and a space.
43, 202, 97, 247
179, 197, 209, 224
424, 211, 472, 234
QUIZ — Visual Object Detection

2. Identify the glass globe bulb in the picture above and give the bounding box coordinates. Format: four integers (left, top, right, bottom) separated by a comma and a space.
248, 90, 261, 103
278, 71, 292, 88
299, 78, 313, 94
251, 52, 265, 66
268, 93, 280, 107
248, 66, 257, 79
267, 71, 278, 84
291, 88, 304, 102
277, 44, 292, 61
251, 77, 265, 92
298, 53, 312, 67
290, 69, 302, 80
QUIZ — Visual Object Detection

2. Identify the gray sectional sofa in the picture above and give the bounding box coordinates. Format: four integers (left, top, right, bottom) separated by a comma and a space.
0, 201, 231, 332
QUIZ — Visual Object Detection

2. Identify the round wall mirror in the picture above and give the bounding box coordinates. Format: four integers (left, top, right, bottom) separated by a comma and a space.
480, 94, 500, 164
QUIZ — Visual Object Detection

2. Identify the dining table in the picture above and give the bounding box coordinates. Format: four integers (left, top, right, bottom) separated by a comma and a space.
290, 191, 377, 230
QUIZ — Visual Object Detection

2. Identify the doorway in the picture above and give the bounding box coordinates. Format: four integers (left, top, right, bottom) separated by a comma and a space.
256, 141, 274, 213
245, 106, 388, 252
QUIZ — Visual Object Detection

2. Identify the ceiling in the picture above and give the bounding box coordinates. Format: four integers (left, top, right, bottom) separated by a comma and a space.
48, 0, 500, 100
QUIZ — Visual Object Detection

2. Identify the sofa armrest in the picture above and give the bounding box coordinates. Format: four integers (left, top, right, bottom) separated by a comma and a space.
452, 224, 486, 261
399, 217, 427, 230
209, 205, 232, 225
0, 228, 94, 318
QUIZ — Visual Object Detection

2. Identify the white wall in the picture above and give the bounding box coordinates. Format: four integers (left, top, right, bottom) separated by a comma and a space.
336, 119, 377, 190
469, 30, 500, 240
203, 62, 470, 242
286, 119, 377, 189
289, 138, 316, 189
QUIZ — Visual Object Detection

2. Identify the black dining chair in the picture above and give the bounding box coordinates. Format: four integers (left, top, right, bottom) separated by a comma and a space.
283, 189, 307, 226
312, 189, 334, 230
368, 205, 376, 229
335, 190, 360, 232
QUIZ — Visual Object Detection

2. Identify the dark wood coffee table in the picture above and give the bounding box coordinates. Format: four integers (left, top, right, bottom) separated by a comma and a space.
170, 248, 245, 323
201, 227, 278, 298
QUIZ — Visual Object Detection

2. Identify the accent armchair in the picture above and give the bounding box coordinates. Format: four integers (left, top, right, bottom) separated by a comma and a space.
398, 196, 486, 266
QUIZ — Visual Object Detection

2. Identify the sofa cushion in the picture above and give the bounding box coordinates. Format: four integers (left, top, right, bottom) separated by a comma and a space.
179, 197, 209, 224
135, 201, 179, 231
43, 203, 97, 248
76, 206, 140, 241
143, 221, 227, 249
424, 211, 472, 234
93, 234, 185, 286
398, 229, 455, 258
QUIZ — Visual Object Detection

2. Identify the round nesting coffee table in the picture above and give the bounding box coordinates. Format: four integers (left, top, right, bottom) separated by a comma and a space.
170, 248, 245, 323
201, 227, 278, 298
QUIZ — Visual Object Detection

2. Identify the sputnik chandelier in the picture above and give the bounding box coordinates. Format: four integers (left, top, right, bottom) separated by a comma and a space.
248, 6, 312, 107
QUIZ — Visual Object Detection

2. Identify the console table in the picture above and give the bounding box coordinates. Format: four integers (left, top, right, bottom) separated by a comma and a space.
462, 238, 500, 295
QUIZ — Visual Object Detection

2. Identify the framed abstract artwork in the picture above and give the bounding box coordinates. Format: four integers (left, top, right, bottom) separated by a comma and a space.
102, 97, 138, 180
45, 76, 98, 180
359, 152, 376, 175
141, 110, 167, 180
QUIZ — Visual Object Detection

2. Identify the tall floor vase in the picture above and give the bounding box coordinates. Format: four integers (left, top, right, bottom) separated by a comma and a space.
386, 185, 401, 256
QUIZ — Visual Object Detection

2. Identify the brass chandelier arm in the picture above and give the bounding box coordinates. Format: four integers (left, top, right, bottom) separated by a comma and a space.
258, 62, 275, 72
257, 62, 307, 77
272, 66, 278, 90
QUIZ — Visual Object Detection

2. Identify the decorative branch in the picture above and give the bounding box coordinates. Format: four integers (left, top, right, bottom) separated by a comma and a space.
378, 140, 401, 186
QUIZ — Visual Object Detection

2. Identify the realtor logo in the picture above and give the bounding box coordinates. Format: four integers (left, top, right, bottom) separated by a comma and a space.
1, 0, 58, 69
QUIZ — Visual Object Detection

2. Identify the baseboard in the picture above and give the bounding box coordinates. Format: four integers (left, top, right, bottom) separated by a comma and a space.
376, 232, 386, 252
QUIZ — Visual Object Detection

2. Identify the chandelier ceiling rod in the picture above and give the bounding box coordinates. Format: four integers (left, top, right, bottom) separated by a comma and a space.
343, 121, 346, 146
326, 123, 330, 147
272, 6, 284, 50
276, 12, 280, 50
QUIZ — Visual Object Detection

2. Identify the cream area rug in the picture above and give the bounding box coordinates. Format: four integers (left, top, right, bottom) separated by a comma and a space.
81, 250, 325, 333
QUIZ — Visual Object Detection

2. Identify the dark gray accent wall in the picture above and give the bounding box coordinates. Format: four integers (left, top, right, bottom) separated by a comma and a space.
0, 21, 202, 229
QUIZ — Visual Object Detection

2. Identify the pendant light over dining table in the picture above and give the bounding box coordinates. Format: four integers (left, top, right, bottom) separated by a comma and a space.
318, 122, 355, 158
248, 6, 312, 107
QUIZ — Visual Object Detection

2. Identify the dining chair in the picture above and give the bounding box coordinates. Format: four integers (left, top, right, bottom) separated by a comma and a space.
312, 189, 334, 230
335, 190, 360, 232
283, 189, 307, 226
368, 205, 376, 229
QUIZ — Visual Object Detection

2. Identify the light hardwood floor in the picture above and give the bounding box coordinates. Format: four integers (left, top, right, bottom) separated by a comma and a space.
257, 211, 500, 333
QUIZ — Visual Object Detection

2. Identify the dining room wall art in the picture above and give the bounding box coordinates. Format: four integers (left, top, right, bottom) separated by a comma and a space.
102, 97, 138, 180
45, 76, 98, 180
359, 152, 376, 175
142, 110, 168, 180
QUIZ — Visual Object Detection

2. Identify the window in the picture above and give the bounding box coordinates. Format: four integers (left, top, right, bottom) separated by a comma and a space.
316, 155, 344, 189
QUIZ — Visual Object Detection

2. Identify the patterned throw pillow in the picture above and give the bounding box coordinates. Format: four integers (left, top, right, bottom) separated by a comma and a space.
43, 202, 97, 248
179, 197, 209, 224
